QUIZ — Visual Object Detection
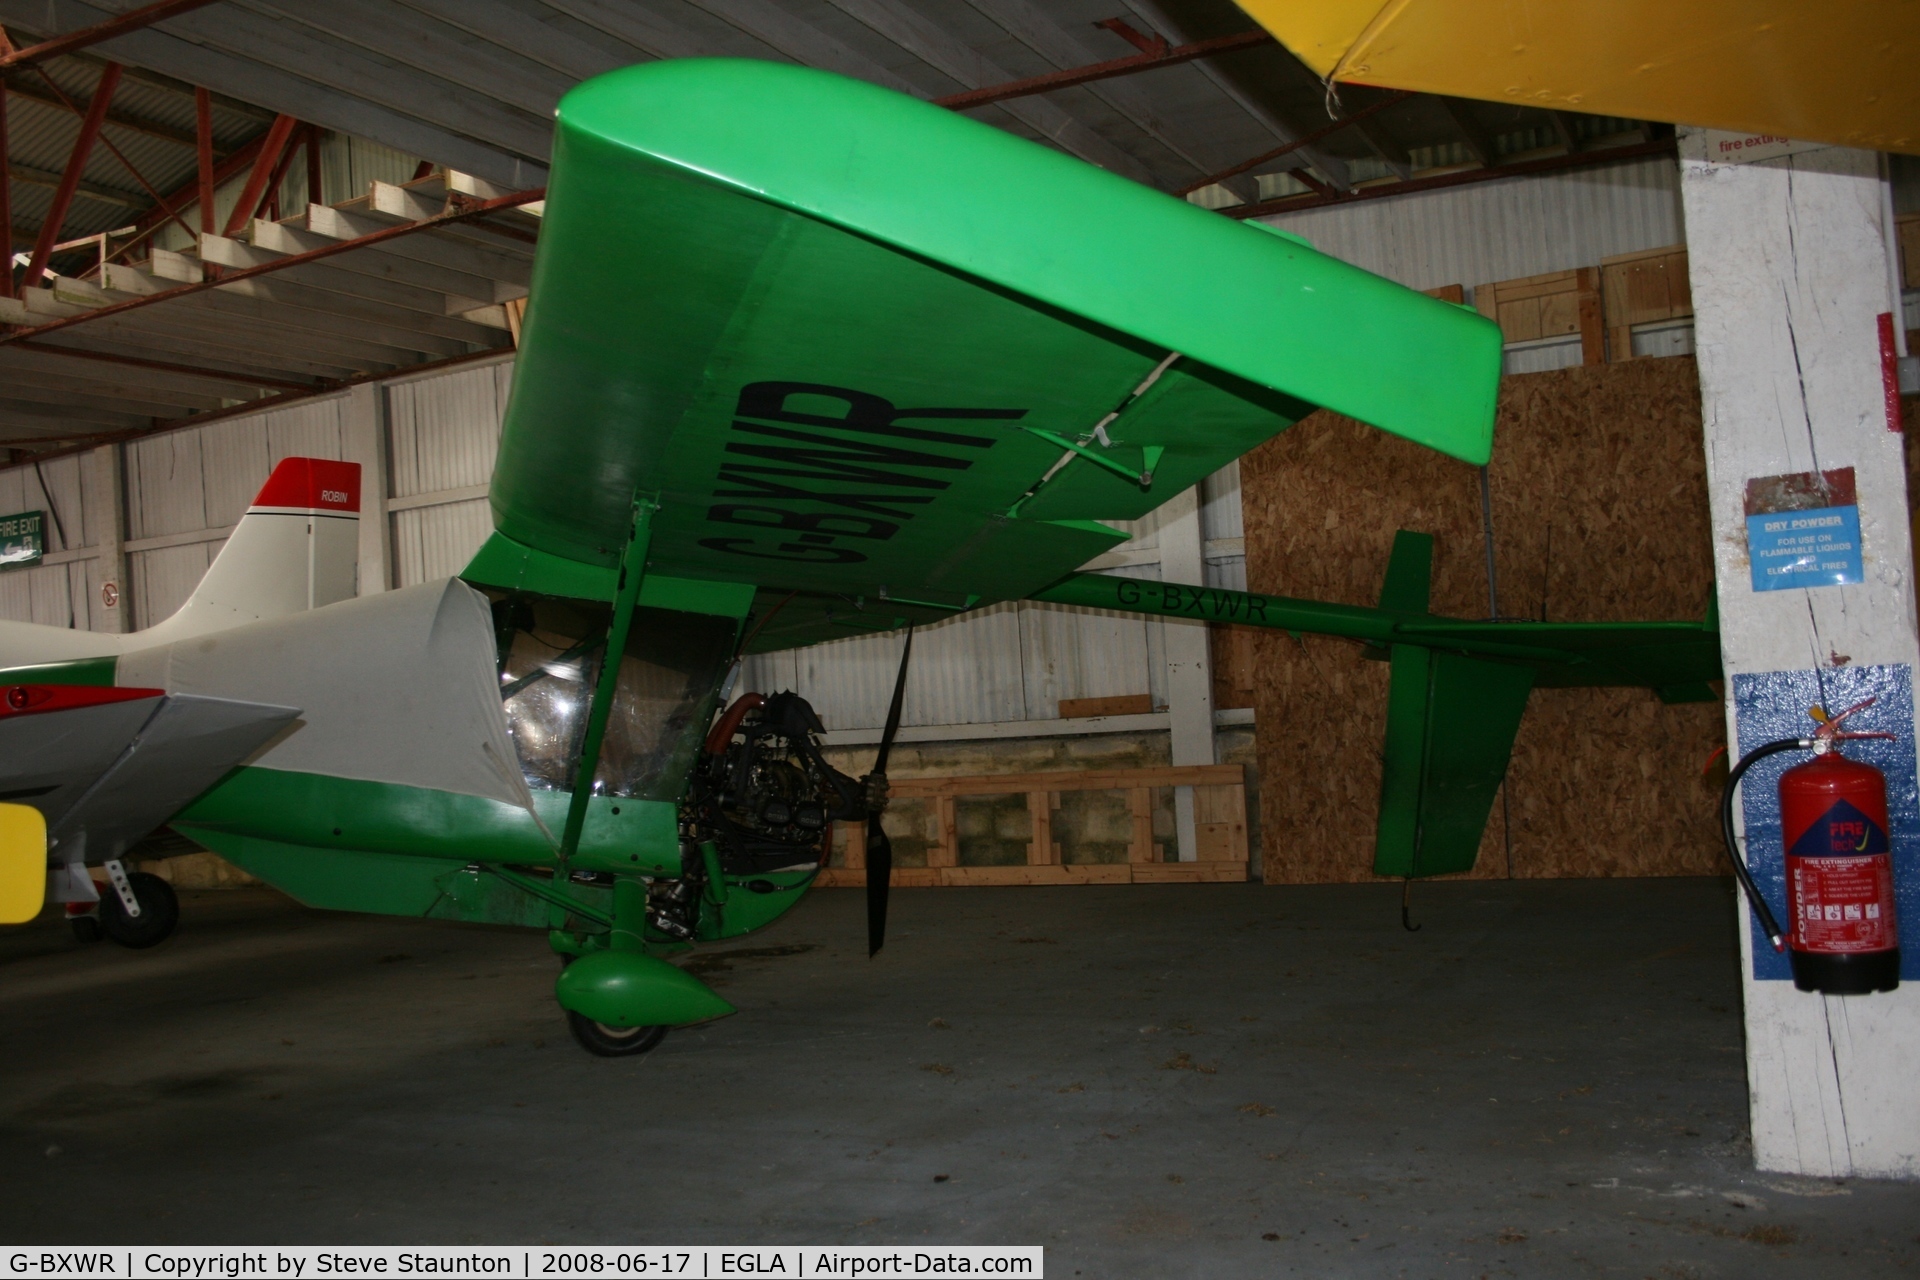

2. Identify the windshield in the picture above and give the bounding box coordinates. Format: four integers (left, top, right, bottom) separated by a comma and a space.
486, 590, 737, 801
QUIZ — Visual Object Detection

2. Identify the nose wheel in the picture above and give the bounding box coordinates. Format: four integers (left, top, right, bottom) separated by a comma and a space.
566, 1012, 666, 1057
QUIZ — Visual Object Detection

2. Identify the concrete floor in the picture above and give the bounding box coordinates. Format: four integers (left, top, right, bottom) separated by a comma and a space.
2, 878, 1917, 1276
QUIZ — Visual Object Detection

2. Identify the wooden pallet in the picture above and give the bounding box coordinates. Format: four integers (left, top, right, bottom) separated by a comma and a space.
812, 762, 1249, 887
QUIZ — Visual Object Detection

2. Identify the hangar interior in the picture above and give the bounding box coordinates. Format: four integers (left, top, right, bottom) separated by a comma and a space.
3, 0, 1919, 1270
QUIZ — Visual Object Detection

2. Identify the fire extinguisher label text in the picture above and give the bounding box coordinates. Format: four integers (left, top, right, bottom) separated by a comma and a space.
1788, 796, 1899, 952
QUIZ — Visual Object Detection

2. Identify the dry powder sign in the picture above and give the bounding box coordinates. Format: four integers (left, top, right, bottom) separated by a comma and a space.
0, 510, 44, 569
1744, 467, 1863, 592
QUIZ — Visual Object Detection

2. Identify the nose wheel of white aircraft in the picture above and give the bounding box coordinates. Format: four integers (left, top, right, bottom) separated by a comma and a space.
566, 1012, 667, 1057
99, 871, 179, 949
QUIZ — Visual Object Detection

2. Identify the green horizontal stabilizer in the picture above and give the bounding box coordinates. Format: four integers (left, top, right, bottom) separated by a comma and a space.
1373, 647, 1535, 878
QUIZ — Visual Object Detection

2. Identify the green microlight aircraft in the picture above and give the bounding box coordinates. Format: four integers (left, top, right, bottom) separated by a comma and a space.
0, 59, 1720, 1054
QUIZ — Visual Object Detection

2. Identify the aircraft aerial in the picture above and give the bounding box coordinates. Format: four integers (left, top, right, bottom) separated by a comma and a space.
0, 58, 1721, 1055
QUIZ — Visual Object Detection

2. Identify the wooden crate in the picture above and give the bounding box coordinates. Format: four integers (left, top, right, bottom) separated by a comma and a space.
1599, 244, 1691, 361
1473, 268, 1603, 365
814, 763, 1250, 887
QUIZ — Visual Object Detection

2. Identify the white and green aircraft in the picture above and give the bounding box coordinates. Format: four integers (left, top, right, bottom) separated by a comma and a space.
0, 59, 1717, 1055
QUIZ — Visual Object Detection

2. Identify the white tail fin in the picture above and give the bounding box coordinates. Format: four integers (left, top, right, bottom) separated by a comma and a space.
142, 457, 361, 641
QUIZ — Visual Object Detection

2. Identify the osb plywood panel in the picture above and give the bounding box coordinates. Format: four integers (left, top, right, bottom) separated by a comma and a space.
1245, 357, 1725, 883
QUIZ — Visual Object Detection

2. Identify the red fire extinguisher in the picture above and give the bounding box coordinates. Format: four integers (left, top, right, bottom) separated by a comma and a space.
1720, 697, 1901, 995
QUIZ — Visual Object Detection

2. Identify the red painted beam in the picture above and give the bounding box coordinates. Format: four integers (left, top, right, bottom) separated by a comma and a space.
14, 338, 316, 392
1, 186, 545, 349
0, 82, 13, 298
1222, 136, 1679, 220
1174, 91, 1412, 197
28, 64, 196, 243
0, 0, 220, 72
934, 28, 1271, 112
222, 113, 297, 238
21, 62, 121, 292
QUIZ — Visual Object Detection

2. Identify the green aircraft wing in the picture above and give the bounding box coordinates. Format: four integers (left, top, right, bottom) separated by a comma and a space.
482, 58, 1501, 650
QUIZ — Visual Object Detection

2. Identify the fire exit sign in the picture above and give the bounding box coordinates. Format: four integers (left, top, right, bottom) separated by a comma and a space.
0, 510, 45, 568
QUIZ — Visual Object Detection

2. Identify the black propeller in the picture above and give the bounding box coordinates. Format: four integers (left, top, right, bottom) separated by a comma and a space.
866, 626, 913, 957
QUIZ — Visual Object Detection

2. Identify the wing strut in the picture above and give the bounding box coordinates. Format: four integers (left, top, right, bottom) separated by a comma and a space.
866, 627, 914, 957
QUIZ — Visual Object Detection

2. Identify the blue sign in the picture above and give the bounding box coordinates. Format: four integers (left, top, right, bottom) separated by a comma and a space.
1745, 504, 1862, 591
1731, 664, 1918, 981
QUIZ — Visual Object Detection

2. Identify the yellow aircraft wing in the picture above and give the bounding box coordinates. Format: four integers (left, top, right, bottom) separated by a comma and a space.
1234, 0, 1919, 155
0, 803, 46, 925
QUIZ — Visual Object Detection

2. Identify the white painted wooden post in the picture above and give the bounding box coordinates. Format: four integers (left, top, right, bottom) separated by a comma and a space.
344, 383, 392, 596
1159, 484, 1215, 861
1682, 130, 1920, 1180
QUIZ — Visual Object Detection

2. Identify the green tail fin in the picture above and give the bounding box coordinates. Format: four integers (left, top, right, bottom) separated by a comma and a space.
1373, 646, 1535, 879
1378, 530, 1434, 614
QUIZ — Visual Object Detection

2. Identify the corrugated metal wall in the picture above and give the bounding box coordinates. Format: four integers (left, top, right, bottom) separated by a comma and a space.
1259, 157, 1685, 296
389, 360, 513, 586
0, 455, 88, 629
124, 397, 346, 627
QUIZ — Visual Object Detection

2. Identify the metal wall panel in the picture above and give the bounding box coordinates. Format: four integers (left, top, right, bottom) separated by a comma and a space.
388, 359, 511, 498
1259, 157, 1685, 296
127, 429, 209, 539
392, 498, 494, 587
127, 399, 345, 537
1018, 601, 1154, 717
0, 455, 84, 554
1200, 461, 1242, 542
131, 541, 216, 630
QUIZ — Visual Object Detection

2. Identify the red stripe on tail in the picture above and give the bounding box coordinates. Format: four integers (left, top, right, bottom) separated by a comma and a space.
251, 457, 361, 513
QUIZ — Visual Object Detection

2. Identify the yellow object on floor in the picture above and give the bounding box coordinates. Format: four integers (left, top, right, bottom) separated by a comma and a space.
1232, 0, 1919, 154
0, 803, 47, 925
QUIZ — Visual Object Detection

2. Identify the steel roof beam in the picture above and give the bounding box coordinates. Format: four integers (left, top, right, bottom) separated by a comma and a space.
1, 375, 204, 417
1226, 135, 1678, 220
307, 204, 533, 286
195, 236, 506, 340
0, 343, 509, 452
677, 0, 929, 96
52, 298, 413, 371
0, 0, 547, 188
394, 0, 628, 82
2, 78, 207, 149
818, 0, 1155, 183
539, 0, 729, 61
0, 0, 216, 72
0, 398, 149, 431
954, 0, 1255, 197
10, 337, 308, 392
241, 0, 576, 120
0, 186, 541, 346
0, 349, 246, 406
1173, 90, 1412, 198
7, 161, 144, 208
1437, 97, 1497, 168
20, 60, 120, 291
253, 218, 504, 304
1111, 0, 1350, 192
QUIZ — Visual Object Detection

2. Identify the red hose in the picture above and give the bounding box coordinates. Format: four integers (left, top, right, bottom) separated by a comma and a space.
705, 692, 765, 755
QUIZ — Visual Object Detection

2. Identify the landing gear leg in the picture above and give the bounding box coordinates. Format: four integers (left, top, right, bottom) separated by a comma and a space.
98, 864, 178, 949
557, 876, 673, 1058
